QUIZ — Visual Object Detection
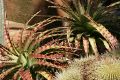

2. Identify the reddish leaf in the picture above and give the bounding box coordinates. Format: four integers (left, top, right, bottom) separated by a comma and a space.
4, 23, 13, 50
33, 16, 61, 32
19, 69, 33, 80
33, 44, 72, 54
83, 36, 89, 56
36, 60, 66, 70
0, 65, 19, 79
31, 53, 64, 60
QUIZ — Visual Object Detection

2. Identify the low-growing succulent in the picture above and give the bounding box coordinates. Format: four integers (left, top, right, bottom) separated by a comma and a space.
0, 17, 71, 80
55, 56, 96, 80
55, 53, 120, 80
47, 0, 120, 57
55, 67, 83, 80
91, 57, 120, 80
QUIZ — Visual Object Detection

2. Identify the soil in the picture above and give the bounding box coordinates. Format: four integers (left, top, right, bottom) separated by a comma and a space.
4, 0, 34, 23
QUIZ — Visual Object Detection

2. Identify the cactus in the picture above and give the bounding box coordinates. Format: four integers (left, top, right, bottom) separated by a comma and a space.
55, 67, 83, 80
55, 54, 120, 80
55, 56, 96, 80
0, 0, 4, 44
91, 57, 120, 80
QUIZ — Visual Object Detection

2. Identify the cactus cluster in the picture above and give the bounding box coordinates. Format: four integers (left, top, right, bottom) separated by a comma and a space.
54, 67, 83, 80
55, 54, 120, 80
92, 57, 120, 80
55, 56, 96, 80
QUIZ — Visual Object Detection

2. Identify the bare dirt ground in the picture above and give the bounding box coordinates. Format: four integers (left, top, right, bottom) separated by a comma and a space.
4, 0, 34, 23
4, 0, 34, 41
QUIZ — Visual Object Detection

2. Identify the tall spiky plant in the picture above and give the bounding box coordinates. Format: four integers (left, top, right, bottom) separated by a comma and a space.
47, 0, 120, 57
0, 17, 71, 80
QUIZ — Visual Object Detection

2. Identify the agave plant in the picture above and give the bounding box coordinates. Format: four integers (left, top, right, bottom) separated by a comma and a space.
47, 0, 120, 57
0, 16, 71, 80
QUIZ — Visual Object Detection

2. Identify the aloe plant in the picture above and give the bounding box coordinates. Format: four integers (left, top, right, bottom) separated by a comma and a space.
0, 0, 4, 44
47, 0, 120, 57
0, 17, 71, 80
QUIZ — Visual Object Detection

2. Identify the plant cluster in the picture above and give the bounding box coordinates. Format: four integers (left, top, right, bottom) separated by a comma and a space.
0, 0, 120, 80
0, 17, 72, 80
55, 53, 120, 80
47, 0, 120, 57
